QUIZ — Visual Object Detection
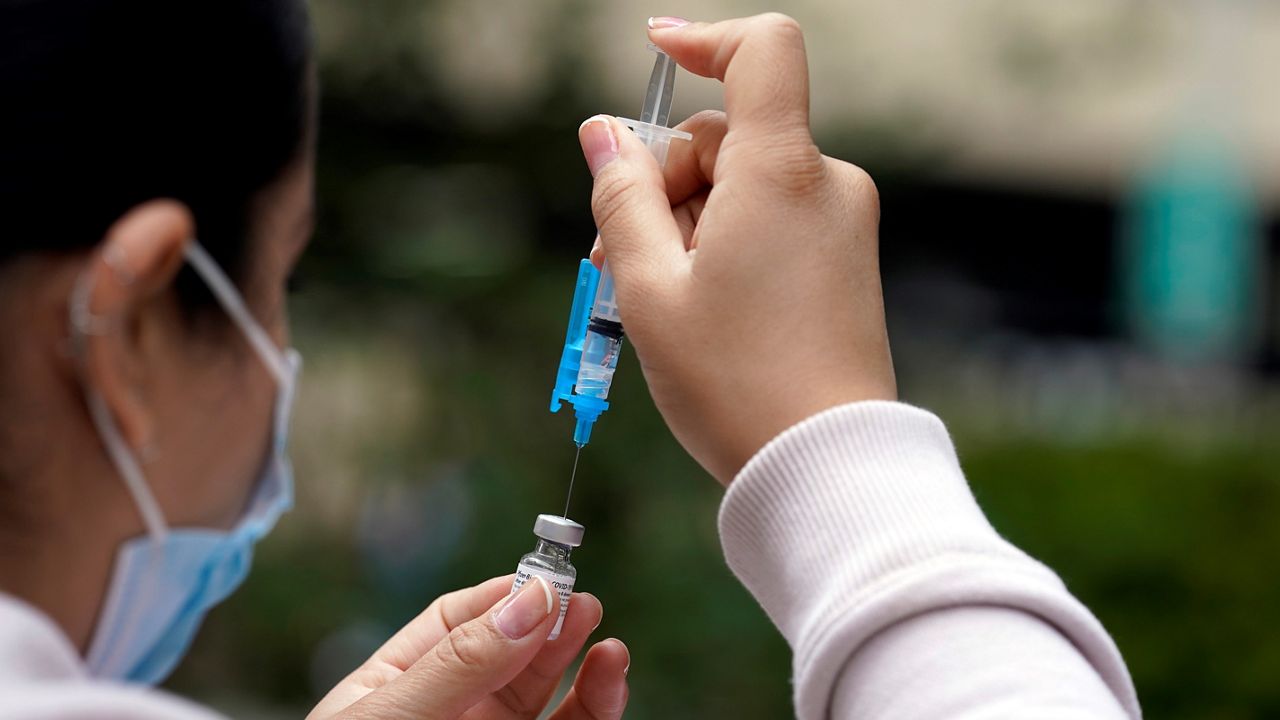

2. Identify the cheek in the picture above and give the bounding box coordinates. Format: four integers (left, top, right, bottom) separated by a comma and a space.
151, 348, 277, 530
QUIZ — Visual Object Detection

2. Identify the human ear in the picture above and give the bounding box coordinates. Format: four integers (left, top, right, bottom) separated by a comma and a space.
72, 199, 194, 454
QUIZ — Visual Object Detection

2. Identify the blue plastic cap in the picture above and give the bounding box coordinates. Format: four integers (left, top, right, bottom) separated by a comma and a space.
551, 259, 610, 446
573, 418, 594, 446
570, 393, 608, 445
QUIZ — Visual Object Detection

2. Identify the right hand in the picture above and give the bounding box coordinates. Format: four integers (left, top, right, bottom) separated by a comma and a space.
580, 14, 896, 484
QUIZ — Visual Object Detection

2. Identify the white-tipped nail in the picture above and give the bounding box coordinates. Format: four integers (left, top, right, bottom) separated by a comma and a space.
583, 593, 603, 631
496, 576, 555, 639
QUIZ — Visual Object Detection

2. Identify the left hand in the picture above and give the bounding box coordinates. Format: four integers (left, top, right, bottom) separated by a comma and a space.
308, 575, 629, 720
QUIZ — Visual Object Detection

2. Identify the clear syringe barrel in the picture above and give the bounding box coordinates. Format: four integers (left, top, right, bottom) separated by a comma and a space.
575, 264, 622, 398
575, 120, 693, 400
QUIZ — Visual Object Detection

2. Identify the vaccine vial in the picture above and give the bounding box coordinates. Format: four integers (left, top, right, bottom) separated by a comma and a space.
511, 514, 584, 640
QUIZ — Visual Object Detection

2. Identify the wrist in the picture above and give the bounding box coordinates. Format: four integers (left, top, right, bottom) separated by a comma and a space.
713, 381, 898, 486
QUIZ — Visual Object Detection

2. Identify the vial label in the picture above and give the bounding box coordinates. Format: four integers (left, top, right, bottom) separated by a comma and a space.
512, 563, 575, 640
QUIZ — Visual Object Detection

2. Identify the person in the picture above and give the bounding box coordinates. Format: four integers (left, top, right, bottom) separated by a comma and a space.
1, 2, 622, 718
0, 3, 1141, 720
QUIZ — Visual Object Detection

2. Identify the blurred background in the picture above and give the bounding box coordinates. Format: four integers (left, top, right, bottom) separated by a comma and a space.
167, 1, 1280, 718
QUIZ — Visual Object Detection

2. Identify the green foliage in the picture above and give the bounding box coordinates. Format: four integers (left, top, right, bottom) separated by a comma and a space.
963, 437, 1280, 719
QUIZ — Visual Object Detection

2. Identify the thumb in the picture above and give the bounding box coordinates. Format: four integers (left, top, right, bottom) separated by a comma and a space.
579, 115, 689, 300
342, 577, 559, 720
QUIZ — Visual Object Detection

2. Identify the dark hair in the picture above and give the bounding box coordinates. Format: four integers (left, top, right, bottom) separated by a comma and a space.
0, 0, 312, 306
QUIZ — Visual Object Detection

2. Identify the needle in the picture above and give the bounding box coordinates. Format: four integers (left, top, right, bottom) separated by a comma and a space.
562, 445, 583, 518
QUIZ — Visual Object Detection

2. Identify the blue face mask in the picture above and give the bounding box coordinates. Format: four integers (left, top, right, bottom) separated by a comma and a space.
72, 242, 300, 685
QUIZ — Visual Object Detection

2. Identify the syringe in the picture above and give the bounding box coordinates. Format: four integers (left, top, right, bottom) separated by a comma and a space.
550, 45, 692, 449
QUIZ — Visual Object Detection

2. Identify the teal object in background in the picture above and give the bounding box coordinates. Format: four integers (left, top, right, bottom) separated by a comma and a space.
1123, 129, 1261, 363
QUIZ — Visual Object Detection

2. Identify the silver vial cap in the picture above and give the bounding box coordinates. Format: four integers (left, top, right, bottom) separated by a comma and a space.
534, 514, 585, 548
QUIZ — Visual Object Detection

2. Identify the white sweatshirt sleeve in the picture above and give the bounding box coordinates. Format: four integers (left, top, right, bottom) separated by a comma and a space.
717, 402, 1141, 719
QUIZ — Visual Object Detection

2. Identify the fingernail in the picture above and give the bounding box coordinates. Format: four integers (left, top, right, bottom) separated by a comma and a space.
582, 592, 603, 631
648, 16, 690, 30
614, 639, 631, 676
495, 577, 554, 639
590, 235, 602, 256
579, 115, 618, 177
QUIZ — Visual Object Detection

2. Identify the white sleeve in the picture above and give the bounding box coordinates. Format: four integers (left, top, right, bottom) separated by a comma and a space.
717, 401, 1141, 719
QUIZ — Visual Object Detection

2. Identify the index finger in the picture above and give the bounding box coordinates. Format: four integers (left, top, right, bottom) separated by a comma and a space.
648, 14, 810, 143
373, 575, 515, 671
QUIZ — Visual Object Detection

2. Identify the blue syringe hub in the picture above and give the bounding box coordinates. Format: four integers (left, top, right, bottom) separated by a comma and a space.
551, 259, 610, 446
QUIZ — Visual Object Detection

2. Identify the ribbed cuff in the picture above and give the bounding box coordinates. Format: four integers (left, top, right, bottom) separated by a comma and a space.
717, 401, 1140, 720
720, 401, 1017, 636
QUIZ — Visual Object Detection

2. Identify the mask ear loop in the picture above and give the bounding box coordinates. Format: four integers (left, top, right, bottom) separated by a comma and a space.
71, 261, 171, 681
69, 265, 170, 543
182, 242, 291, 387
81, 241, 292, 681
184, 240, 298, 520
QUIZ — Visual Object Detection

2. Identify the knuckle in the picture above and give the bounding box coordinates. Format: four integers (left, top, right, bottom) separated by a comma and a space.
752, 12, 804, 43
437, 622, 489, 672
837, 160, 880, 209
764, 138, 827, 196
683, 108, 727, 132
591, 169, 642, 231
